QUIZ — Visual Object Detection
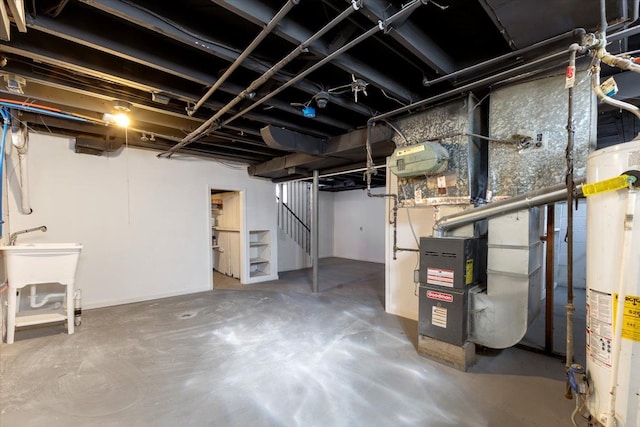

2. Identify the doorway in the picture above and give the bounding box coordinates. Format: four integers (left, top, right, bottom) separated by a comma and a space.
210, 188, 245, 288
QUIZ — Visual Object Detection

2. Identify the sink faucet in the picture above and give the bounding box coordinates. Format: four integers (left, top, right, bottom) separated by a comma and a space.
9, 226, 47, 245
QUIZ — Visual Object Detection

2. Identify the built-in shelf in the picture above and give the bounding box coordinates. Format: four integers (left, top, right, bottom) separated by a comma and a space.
249, 230, 271, 278
213, 227, 240, 232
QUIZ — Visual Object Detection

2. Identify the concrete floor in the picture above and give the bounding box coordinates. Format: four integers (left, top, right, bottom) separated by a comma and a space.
1, 258, 576, 426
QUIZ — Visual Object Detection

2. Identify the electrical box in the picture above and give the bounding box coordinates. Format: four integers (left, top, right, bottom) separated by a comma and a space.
389, 141, 449, 177
419, 237, 481, 289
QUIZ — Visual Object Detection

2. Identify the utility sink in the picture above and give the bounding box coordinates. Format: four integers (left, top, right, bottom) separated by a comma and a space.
0, 243, 83, 343
1, 243, 83, 286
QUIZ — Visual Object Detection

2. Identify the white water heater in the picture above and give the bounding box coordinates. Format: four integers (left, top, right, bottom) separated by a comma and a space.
586, 139, 640, 426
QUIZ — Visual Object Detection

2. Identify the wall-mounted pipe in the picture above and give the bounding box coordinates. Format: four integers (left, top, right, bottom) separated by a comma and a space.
0, 107, 9, 237
188, 0, 299, 116
10, 112, 32, 214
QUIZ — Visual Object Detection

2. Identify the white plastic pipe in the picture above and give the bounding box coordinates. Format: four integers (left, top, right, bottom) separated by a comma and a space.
606, 188, 637, 427
29, 285, 65, 309
11, 124, 32, 214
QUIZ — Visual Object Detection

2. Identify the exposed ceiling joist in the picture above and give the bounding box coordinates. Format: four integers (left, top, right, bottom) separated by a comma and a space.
354, 0, 456, 76
212, 0, 420, 104
76, 0, 374, 118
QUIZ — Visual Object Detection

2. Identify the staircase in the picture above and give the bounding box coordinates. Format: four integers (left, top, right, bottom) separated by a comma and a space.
277, 181, 311, 255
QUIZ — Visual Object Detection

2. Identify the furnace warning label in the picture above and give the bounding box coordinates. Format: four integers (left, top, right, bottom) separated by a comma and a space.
427, 268, 454, 287
432, 306, 447, 328
587, 289, 613, 367
614, 294, 640, 343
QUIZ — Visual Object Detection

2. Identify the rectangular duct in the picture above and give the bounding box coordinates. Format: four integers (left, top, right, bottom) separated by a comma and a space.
488, 70, 596, 197
394, 94, 485, 205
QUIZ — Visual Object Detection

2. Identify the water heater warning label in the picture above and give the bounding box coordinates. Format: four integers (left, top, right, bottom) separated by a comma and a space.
614, 294, 640, 343
587, 289, 613, 367
432, 306, 447, 328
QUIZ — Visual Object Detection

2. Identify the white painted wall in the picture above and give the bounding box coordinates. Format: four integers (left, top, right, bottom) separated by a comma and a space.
332, 188, 385, 263
319, 191, 334, 259
4, 133, 278, 308
384, 170, 472, 321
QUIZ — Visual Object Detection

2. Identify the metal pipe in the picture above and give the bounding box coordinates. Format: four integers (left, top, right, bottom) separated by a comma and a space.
423, 28, 586, 87
311, 169, 319, 293
218, 0, 423, 130
635, 0, 639, 20
601, 0, 608, 33
564, 44, 578, 399
373, 49, 571, 123
544, 204, 555, 354
9, 225, 47, 245
433, 182, 584, 236
161, 0, 366, 157
188, 0, 299, 116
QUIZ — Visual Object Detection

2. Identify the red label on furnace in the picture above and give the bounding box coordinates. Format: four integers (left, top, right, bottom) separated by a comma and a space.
426, 290, 454, 303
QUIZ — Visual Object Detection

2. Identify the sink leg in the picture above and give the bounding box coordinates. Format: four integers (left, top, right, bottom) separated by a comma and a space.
6, 288, 16, 344
66, 282, 74, 335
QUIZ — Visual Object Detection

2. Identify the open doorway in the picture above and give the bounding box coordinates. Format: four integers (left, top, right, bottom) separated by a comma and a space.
210, 188, 244, 289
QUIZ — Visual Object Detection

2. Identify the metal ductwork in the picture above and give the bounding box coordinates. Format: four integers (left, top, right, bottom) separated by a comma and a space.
74, 136, 124, 156
260, 125, 327, 155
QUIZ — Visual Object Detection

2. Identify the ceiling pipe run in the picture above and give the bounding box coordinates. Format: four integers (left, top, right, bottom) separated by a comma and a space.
187, 0, 299, 116
423, 28, 586, 87
160, 0, 426, 158
160, 1, 365, 157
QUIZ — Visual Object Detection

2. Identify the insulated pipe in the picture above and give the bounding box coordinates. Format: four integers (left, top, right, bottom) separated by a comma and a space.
433, 181, 584, 236
162, 0, 365, 156
423, 28, 586, 87
188, 0, 299, 116
311, 169, 319, 293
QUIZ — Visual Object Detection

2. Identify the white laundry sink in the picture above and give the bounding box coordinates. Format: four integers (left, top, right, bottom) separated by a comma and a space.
1, 243, 83, 343
0, 243, 83, 287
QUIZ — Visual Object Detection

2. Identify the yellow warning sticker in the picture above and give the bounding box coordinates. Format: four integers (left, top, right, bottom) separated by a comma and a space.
396, 144, 425, 157
613, 294, 640, 342
465, 259, 474, 285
